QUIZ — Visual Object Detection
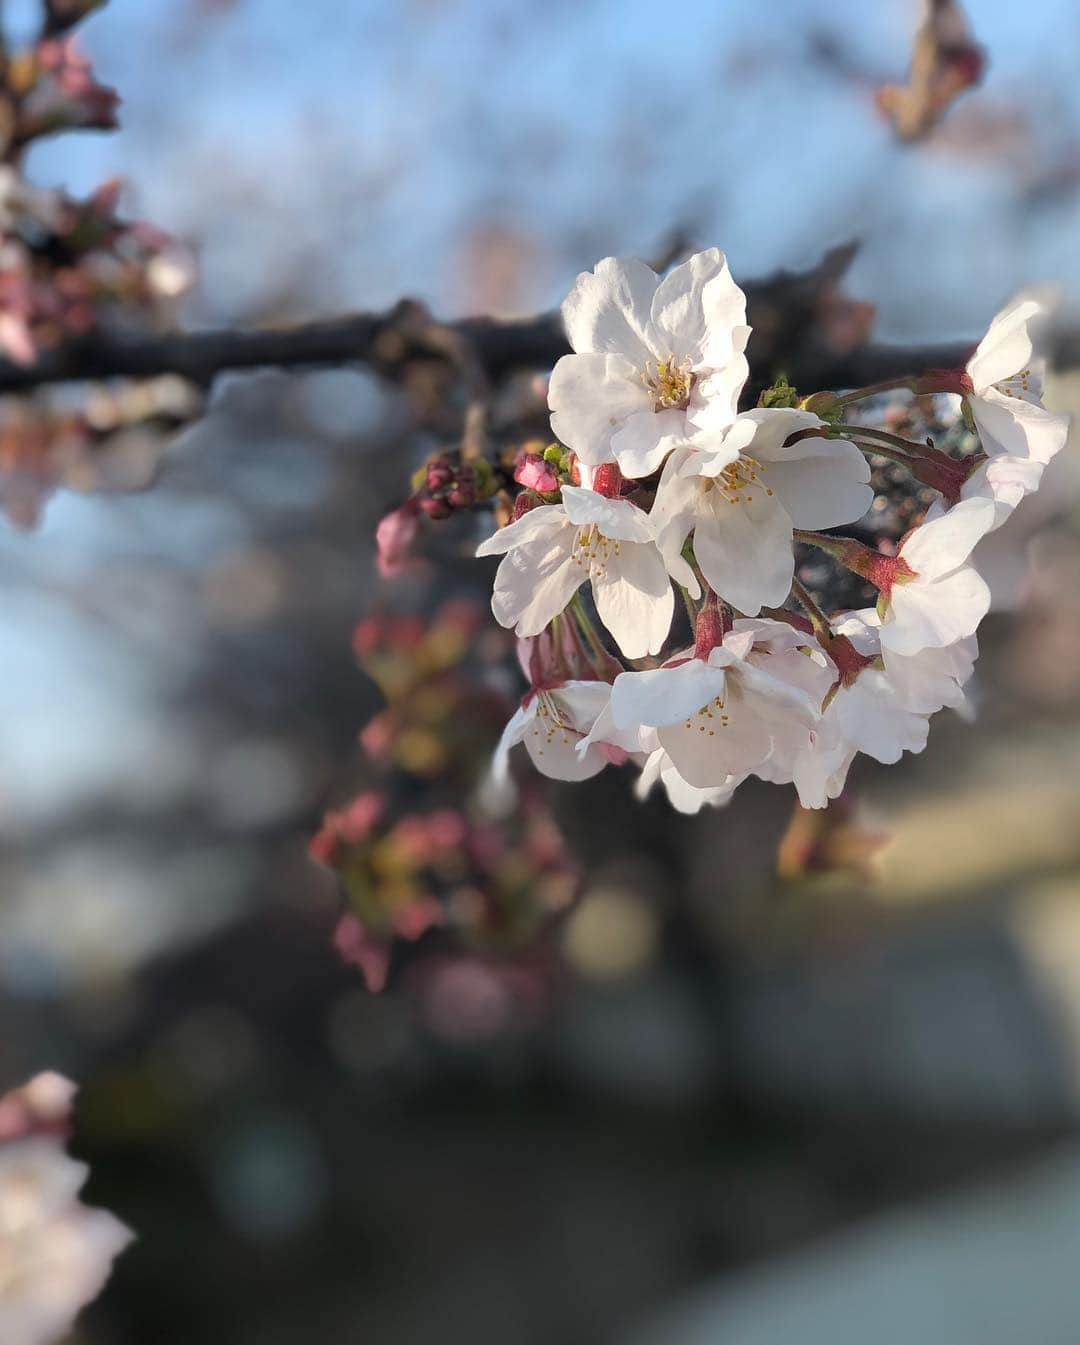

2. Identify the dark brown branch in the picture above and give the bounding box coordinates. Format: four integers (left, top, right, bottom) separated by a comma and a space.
0, 308, 982, 398
0, 253, 1075, 399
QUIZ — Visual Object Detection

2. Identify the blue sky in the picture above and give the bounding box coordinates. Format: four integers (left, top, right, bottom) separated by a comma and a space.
24, 0, 1080, 336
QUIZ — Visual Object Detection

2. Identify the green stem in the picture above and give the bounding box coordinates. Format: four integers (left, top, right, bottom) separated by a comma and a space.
844, 438, 918, 471
677, 583, 697, 629
570, 592, 607, 661
836, 376, 915, 407
833, 424, 925, 458
789, 577, 832, 641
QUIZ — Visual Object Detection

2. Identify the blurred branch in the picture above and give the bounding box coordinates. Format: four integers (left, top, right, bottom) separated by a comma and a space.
877, 0, 986, 142
3, 245, 1079, 399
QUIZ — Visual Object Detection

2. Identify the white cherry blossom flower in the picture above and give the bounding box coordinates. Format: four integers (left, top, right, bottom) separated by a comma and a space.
491, 679, 615, 783
650, 409, 873, 612
856, 608, 978, 714
878, 497, 996, 656
964, 292, 1070, 520
605, 627, 820, 790
762, 612, 931, 808
476, 485, 673, 658
0, 1135, 132, 1345
547, 249, 750, 478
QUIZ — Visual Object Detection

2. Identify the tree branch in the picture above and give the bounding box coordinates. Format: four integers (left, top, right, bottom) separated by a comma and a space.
1, 266, 1077, 400
0, 307, 981, 397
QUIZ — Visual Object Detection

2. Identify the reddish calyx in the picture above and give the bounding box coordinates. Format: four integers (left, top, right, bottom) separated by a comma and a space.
592, 462, 628, 498
693, 589, 733, 659
822, 631, 876, 688
910, 444, 985, 505
915, 367, 974, 397
832, 539, 916, 597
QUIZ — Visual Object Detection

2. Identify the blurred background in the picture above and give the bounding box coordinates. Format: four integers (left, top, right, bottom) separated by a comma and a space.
5, 0, 1080, 1341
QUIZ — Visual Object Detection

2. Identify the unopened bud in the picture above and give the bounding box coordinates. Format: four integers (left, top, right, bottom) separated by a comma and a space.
799, 391, 843, 423
510, 491, 541, 522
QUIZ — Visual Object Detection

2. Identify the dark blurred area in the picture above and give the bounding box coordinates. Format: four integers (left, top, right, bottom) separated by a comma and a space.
5, 2, 1080, 1342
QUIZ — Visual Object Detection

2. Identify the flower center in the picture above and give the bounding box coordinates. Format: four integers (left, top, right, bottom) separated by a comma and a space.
708, 454, 773, 506
532, 690, 579, 754
642, 355, 694, 411
570, 523, 621, 579
681, 694, 731, 738
994, 366, 1042, 404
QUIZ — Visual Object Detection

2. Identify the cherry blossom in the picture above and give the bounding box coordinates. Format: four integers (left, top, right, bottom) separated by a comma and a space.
651, 411, 873, 613
0, 1076, 132, 1345
547, 249, 750, 478
878, 497, 996, 656
965, 294, 1070, 510
492, 679, 616, 782
634, 747, 745, 814
476, 484, 673, 658
605, 627, 821, 791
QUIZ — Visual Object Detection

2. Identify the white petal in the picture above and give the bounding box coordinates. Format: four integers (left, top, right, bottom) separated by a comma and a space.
521, 682, 612, 781
548, 352, 654, 466
609, 407, 689, 478
649, 248, 747, 368
970, 389, 1069, 468
491, 539, 584, 636
684, 343, 751, 440
560, 485, 654, 542
881, 566, 990, 655
693, 489, 795, 615
649, 449, 705, 596
900, 496, 997, 578
834, 674, 929, 763
730, 407, 824, 459
579, 697, 649, 757
591, 542, 674, 657
961, 455, 1044, 523
490, 701, 537, 783
762, 437, 873, 530
658, 699, 772, 785
883, 638, 977, 714
967, 294, 1048, 393
690, 415, 758, 475
561, 256, 659, 364
610, 661, 727, 731
476, 504, 569, 557
523, 722, 608, 781
791, 731, 855, 809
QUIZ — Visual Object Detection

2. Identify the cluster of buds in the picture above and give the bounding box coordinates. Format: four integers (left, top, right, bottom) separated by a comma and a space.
376, 449, 497, 576
0, 0, 200, 528
0, 373, 201, 527
448, 249, 1069, 814
0, 1072, 132, 1345
310, 599, 580, 990
0, 172, 194, 369
414, 449, 493, 520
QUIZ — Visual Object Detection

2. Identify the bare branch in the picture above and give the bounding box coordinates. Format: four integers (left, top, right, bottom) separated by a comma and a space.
3, 247, 1077, 401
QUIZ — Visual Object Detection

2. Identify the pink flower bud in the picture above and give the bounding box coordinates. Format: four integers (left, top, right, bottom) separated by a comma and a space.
333, 915, 392, 993
375, 499, 420, 577
514, 452, 558, 494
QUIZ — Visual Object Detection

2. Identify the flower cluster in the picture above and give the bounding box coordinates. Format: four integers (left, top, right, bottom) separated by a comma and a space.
475, 250, 1069, 812
0, 1072, 132, 1345
309, 600, 580, 990
0, 0, 200, 527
